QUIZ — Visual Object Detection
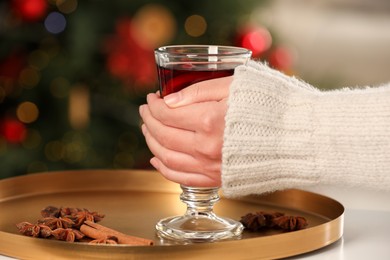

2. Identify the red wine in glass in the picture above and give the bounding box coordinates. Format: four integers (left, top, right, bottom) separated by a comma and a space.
154, 45, 251, 243
157, 63, 238, 97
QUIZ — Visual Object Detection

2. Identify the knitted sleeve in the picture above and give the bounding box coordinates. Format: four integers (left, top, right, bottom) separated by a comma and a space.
222, 61, 390, 197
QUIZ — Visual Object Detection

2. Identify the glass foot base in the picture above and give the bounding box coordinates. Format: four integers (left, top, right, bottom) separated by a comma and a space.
156, 214, 244, 243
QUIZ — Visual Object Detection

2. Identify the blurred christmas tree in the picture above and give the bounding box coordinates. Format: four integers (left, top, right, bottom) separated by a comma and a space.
0, 0, 293, 178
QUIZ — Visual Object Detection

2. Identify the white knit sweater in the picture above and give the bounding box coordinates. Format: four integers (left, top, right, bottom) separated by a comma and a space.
222, 61, 390, 197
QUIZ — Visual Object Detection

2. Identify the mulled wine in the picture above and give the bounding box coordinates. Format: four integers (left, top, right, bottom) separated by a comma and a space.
157, 63, 238, 97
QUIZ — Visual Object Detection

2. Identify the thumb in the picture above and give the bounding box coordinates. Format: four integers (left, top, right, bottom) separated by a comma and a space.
163, 76, 232, 108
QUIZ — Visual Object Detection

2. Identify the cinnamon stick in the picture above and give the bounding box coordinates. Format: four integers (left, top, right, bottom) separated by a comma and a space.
80, 221, 153, 246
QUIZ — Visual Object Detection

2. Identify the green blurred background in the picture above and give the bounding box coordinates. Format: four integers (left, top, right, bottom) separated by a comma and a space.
1, 0, 389, 178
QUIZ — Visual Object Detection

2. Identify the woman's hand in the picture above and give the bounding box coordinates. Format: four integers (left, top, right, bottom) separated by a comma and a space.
139, 76, 232, 187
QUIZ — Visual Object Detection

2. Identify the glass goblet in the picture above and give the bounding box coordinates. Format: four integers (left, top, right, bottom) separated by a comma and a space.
154, 45, 252, 242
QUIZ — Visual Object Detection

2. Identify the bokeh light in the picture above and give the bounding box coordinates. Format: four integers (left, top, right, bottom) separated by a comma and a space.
19, 67, 40, 88
239, 26, 272, 57
64, 141, 87, 164
68, 85, 90, 129
61, 131, 90, 164
16, 101, 39, 123
43, 132, 91, 164
185, 15, 207, 37
44, 12, 67, 34
131, 4, 176, 49
12, 0, 48, 22
1, 119, 26, 143
63, 140, 86, 163
56, 0, 78, 14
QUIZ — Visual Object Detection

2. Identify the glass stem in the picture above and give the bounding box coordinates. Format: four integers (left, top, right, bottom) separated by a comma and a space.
180, 185, 220, 216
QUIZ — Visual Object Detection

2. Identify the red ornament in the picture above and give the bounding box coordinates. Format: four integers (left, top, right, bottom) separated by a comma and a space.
104, 18, 156, 89
268, 47, 293, 72
236, 26, 272, 57
0, 118, 27, 144
12, 0, 48, 22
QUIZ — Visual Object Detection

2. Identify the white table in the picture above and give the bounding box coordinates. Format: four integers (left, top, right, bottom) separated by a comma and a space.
290, 208, 390, 259
2, 187, 389, 259
289, 186, 390, 259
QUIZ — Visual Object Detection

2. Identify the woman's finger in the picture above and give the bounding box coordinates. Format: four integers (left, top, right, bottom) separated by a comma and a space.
163, 76, 232, 108
146, 93, 218, 131
142, 124, 220, 175
140, 101, 224, 160
147, 93, 228, 134
140, 104, 196, 155
142, 95, 227, 159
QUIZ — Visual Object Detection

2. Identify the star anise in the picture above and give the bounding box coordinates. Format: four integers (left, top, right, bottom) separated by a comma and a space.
41, 206, 61, 218
69, 208, 105, 228
40, 206, 105, 228
16, 222, 41, 237
16, 222, 53, 238
38, 224, 53, 238
272, 216, 308, 231
240, 211, 285, 231
51, 228, 85, 242
89, 236, 119, 245
37, 217, 74, 229
59, 207, 79, 218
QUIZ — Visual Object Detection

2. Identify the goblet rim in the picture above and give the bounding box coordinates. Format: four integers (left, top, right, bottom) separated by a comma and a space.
155, 45, 252, 57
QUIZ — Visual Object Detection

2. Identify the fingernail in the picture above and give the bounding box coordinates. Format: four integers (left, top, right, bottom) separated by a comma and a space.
139, 105, 145, 115
164, 93, 180, 106
141, 124, 148, 135
150, 157, 159, 169
146, 93, 153, 102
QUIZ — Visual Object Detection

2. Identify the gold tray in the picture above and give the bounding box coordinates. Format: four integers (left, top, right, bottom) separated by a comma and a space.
0, 170, 344, 259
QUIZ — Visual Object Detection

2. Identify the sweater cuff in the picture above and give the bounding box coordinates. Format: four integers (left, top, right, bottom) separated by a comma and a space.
222, 62, 320, 197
